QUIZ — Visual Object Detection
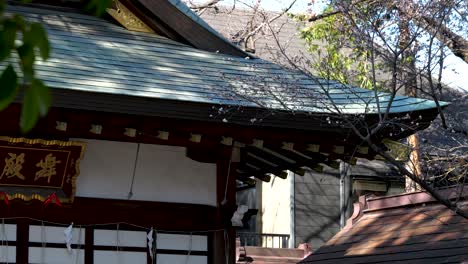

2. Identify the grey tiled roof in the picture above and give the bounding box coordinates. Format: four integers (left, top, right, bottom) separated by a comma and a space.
199, 7, 310, 63
5, 5, 447, 115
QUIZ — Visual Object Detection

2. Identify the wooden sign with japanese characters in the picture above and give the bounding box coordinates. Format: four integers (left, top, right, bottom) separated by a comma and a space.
0, 137, 85, 203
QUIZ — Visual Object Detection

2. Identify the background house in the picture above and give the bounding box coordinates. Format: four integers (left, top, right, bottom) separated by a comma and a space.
200, 7, 310, 64
237, 159, 405, 250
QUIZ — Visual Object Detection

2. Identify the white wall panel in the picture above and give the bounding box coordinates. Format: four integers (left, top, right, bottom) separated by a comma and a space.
157, 233, 207, 251
157, 254, 207, 264
94, 250, 147, 263
94, 229, 146, 247
0, 246, 15, 263
0, 224, 16, 263
75, 139, 138, 200
29, 247, 84, 264
133, 144, 216, 205
75, 139, 217, 205
0, 224, 16, 240
29, 225, 85, 244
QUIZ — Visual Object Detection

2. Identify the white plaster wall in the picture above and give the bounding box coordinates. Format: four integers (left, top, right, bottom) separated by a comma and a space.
29, 248, 84, 264
75, 139, 216, 206
0, 224, 16, 263
132, 144, 216, 205
157, 233, 208, 251
75, 139, 137, 200
29, 225, 85, 244
94, 229, 147, 247
94, 251, 146, 264
156, 254, 207, 264
260, 173, 292, 246
0, 246, 15, 263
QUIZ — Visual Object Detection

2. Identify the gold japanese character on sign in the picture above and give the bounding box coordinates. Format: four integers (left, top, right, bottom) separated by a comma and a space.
0, 153, 26, 180
35, 154, 61, 183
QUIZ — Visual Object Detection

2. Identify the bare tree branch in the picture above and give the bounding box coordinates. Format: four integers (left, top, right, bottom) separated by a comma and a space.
417, 14, 468, 63
187, 0, 223, 13
307, 0, 468, 64
196, 0, 468, 219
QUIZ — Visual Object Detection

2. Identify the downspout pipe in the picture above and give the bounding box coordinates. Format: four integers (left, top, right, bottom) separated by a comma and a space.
289, 171, 295, 248
339, 162, 351, 228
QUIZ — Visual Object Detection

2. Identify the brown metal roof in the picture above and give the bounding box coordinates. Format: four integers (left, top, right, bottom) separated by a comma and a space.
236, 238, 311, 263
299, 188, 468, 264
237, 247, 306, 263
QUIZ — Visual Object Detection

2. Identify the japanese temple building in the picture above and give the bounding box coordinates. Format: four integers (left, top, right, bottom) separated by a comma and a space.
0, 1, 448, 263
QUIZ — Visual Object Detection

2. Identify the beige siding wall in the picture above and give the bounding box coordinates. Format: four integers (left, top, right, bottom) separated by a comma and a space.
258, 173, 293, 247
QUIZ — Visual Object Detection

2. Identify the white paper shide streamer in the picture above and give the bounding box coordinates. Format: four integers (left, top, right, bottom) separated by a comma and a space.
147, 228, 154, 259
231, 205, 249, 227
64, 223, 73, 252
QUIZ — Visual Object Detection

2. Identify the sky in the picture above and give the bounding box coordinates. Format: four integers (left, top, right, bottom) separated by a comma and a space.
440, 54, 468, 92
200, 0, 467, 92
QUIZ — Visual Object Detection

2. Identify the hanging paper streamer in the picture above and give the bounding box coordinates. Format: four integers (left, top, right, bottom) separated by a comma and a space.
43, 193, 62, 207
0, 192, 9, 205
41, 222, 46, 264
231, 205, 249, 227
147, 228, 154, 260
64, 223, 73, 252
185, 232, 193, 264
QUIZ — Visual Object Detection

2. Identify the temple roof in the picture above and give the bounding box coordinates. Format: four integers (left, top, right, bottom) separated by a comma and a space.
5, 4, 448, 119
0, 2, 454, 184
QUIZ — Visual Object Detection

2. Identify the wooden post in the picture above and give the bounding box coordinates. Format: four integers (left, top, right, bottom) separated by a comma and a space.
16, 219, 29, 264
339, 162, 352, 228
85, 227, 94, 264
213, 145, 237, 264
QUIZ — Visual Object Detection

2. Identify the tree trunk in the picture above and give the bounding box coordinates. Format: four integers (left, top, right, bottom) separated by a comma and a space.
415, 15, 468, 64
406, 134, 423, 191
399, 18, 423, 192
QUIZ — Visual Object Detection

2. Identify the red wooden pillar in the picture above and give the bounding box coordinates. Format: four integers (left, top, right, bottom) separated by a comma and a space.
213, 145, 237, 264
16, 219, 29, 264
85, 227, 94, 264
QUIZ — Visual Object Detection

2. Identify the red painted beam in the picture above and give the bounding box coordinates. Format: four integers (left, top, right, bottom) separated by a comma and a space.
0, 198, 218, 231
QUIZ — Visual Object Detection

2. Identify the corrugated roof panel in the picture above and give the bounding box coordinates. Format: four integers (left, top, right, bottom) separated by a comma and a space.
3, 5, 448, 115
